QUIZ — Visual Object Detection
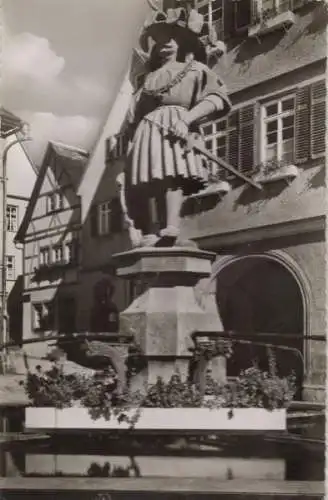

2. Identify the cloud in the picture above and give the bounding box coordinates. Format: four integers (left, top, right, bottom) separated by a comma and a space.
19, 111, 101, 165
4, 32, 65, 82
2, 32, 108, 116
2, 33, 107, 160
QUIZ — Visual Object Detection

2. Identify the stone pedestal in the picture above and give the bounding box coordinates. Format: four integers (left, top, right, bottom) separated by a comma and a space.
112, 247, 225, 388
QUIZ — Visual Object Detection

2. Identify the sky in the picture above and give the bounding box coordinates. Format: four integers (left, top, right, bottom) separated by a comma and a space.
2, 0, 151, 165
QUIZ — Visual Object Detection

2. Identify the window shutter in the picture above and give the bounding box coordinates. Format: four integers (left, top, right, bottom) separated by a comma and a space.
90, 205, 98, 237
223, 0, 234, 39
227, 111, 239, 169
310, 80, 326, 159
239, 104, 257, 173
295, 86, 310, 163
110, 198, 123, 234
234, 0, 252, 31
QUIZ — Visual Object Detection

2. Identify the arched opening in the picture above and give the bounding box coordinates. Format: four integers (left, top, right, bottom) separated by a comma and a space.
216, 255, 305, 399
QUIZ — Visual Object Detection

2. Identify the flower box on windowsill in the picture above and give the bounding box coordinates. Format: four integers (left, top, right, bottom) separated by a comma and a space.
25, 407, 286, 432
253, 164, 299, 185
248, 10, 296, 37
189, 181, 231, 199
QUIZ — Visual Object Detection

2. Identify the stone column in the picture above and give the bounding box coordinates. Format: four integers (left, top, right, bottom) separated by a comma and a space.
112, 247, 225, 390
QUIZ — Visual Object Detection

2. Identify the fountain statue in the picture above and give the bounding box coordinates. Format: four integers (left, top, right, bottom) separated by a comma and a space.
111, 3, 231, 389
115, 2, 231, 248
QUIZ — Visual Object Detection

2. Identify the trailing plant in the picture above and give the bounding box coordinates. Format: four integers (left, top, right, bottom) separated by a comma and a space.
22, 361, 296, 421
252, 158, 291, 177
192, 339, 234, 362
21, 365, 141, 425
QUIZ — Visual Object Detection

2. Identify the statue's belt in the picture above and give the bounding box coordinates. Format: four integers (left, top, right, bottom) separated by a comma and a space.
142, 116, 262, 190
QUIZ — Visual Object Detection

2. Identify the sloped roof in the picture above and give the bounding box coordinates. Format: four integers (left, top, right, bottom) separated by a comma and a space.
50, 140, 89, 162
15, 141, 89, 244
215, 3, 327, 96
0, 107, 24, 138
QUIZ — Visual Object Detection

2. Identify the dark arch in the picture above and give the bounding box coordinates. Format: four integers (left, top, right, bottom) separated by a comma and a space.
215, 255, 306, 398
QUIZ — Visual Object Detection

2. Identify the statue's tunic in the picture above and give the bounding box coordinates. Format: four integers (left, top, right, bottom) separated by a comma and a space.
126, 60, 231, 196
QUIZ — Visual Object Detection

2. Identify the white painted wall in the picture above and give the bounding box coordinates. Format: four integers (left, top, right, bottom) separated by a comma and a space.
4, 136, 36, 295
78, 68, 133, 223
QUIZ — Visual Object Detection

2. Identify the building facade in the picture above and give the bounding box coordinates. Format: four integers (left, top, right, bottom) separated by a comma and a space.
5, 135, 37, 344
16, 142, 88, 359
0, 108, 37, 347
18, 0, 326, 401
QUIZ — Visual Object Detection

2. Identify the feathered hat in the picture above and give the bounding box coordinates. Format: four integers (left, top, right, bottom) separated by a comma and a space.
139, 1, 222, 65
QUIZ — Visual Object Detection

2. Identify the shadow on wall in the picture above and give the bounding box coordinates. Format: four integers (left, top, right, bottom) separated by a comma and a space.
233, 30, 286, 66
7, 275, 24, 345
307, 166, 325, 190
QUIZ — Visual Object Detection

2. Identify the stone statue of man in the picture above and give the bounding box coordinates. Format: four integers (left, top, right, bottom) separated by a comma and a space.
115, 5, 231, 248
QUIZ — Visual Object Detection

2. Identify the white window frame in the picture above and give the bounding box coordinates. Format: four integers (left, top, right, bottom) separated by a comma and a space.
65, 239, 79, 264
202, 117, 228, 178
196, 0, 224, 38
40, 246, 50, 266
6, 205, 18, 232
32, 301, 54, 332
98, 202, 112, 236
52, 244, 64, 264
47, 191, 64, 213
260, 94, 296, 165
6, 255, 15, 281
253, 0, 293, 19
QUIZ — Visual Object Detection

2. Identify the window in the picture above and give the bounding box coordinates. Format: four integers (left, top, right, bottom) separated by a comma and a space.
105, 132, 129, 162
98, 202, 112, 236
261, 96, 295, 164
6, 205, 18, 232
32, 301, 55, 332
53, 244, 64, 263
6, 256, 15, 281
91, 198, 123, 237
203, 104, 258, 175
40, 247, 50, 266
203, 118, 228, 179
197, 0, 224, 38
47, 191, 64, 213
252, 0, 296, 21
65, 239, 79, 264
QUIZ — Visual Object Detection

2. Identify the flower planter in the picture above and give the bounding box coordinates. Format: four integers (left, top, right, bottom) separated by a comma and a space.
248, 10, 296, 37
189, 181, 231, 199
254, 164, 299, 185
25, 407, 286, 432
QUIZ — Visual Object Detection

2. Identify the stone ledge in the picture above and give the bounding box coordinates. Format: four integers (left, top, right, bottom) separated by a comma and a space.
113, 247, 217, 279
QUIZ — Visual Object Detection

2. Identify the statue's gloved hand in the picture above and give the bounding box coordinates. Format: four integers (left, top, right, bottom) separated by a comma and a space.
184, 133, 202, 153
170, 118, 189, 141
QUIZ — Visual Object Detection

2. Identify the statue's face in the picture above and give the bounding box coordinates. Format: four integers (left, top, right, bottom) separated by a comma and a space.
157, 37, 178, 58
152, 31, 179, 61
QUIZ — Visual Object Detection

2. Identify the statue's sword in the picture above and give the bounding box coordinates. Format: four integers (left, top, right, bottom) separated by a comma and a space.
143, 116, 263, 190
